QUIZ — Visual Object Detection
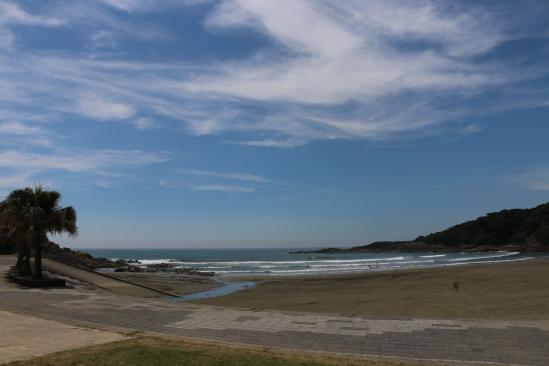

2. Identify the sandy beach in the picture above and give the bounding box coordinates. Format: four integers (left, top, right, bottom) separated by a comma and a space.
194, 259, 549, 320
3, 254, 549, 365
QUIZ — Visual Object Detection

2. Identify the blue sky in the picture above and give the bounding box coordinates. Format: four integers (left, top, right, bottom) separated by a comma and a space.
0, 0, 548, 248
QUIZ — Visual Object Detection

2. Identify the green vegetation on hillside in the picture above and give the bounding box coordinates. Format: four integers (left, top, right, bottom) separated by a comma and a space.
416, 203, 549, 249
299, 202, 549, 253
7, 336, 415, 366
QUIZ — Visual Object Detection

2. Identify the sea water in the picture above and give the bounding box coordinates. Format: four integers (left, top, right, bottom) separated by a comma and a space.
85, 247, 546, 277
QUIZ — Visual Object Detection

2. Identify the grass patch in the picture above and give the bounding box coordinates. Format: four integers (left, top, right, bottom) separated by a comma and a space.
7, 336, 420, 366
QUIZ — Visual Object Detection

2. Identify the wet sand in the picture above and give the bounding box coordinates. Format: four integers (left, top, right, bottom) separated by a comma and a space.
196, 259, 549, 320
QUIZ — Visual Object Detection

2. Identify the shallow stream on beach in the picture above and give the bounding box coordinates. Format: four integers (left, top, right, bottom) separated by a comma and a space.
171, 280, 256, 301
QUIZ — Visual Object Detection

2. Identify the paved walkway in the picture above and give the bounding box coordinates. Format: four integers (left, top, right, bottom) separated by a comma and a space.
0, 255, 175, 297
42, 258, 175, 297
0, 310, 126, 364
2, 257, 549, 365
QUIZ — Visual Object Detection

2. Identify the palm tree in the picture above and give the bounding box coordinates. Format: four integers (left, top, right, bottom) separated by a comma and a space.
1, 200, 32, 275
0, 186, 78, 279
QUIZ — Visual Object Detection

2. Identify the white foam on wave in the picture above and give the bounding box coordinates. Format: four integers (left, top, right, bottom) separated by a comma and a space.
136, 259, 175, 265
265, 263, 436, 275
213, 261, 439, 276
442, 256, 534, 266
129, 250, 533, 276
448, 251, 519, 262
262, 267, 378, 275
391, 259, 435, 264
169, 256, 408, 266
252, 259, 434, 269
420, 254, 447, 258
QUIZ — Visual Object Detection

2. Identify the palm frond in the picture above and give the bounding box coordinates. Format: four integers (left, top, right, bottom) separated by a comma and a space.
1, 186, 78, 240
48, 206, 79, 237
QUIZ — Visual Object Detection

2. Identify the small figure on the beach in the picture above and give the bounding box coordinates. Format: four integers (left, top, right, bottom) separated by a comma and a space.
453, 281, 460, 292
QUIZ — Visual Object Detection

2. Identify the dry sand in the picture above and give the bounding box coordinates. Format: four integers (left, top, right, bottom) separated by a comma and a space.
197, 259, 549, 320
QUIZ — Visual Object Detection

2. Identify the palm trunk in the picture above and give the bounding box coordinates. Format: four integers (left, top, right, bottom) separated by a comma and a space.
16, 252, 23, 273
17, 248, 32, 276
23, 251, 32, 275
32, 237, 43, 279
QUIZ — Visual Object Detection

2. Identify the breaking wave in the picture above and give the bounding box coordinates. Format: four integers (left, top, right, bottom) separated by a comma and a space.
120, 250, 535, 276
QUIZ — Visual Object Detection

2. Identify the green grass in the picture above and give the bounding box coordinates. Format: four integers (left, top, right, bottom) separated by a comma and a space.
7, 336, 419, 366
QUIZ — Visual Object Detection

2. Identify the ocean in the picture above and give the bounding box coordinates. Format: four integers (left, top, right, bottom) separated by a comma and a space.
84, 248, 546, 277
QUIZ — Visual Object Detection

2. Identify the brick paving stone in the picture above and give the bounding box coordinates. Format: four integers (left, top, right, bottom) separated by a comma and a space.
2, 278, 549, 365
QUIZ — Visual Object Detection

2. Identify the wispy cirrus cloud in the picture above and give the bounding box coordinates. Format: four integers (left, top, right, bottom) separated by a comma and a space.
0, 2, 64, 27
226, 138, 308, 149
97, 0, 210, 13
182, 0, 549, 145
0, 148, 170, 194
0, 0, 547, 150
507, 166, 549, 192
175, 169, 274, 194
0, 121, 55, 147
0, 122, 42, 135
0, 149, 169, 174
179, 169, 274, 183
193, 184, 255, 193
0, 1, 64, 48
0, 172, 34, 190
72, 94, 136, 121
133, 117, 162, 130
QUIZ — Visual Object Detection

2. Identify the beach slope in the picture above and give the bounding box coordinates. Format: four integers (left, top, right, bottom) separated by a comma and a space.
198, 259, 549, 320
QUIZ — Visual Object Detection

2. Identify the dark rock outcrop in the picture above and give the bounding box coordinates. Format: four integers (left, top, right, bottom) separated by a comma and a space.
43, 241, 123, 269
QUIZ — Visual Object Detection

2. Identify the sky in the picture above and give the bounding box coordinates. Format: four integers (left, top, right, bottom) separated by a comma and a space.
0, 0, 548, 249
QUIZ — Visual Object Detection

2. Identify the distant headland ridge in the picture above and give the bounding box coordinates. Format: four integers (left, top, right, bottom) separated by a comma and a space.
292, 202, 549, 254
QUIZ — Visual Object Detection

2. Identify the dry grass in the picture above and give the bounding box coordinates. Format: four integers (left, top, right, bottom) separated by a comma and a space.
6, 336, 427, 366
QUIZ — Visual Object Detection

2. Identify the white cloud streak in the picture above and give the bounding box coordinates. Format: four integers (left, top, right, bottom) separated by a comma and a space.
0, 148, 169, 193
0, 0, 547, 148
0, 121, 56, 147
98, 0, 210, 12
0, 2, 64, 27
0, 1, 64, 50
179, 169, 274, 183
0, 149, 168, 174
193, 184, 255, 192
0, 122, 42, 135
133, 117, 162, 130
0, 172, 34, 190
192, 0, 513, 105
72, 94, 136, 121
226, 138, 308, 148
508, 167, 549, 192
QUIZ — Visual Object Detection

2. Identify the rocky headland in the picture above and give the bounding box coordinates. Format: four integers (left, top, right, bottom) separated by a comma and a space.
292, 202, 549, 254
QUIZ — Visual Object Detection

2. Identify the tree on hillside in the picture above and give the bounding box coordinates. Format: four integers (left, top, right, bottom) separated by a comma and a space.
0, 186, 78, 279
416, 203, 549, 248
